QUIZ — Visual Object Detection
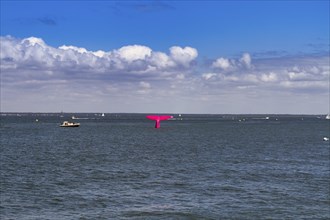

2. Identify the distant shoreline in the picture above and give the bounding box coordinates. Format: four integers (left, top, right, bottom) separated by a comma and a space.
0, 112, 328, 116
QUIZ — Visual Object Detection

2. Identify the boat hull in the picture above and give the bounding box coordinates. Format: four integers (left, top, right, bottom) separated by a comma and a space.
60, 124, 80, 127
60, 121, 80, 127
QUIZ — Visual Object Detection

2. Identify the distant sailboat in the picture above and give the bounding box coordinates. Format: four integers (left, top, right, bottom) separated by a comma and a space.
326, 114, 330, 120
101, 113, 105, 117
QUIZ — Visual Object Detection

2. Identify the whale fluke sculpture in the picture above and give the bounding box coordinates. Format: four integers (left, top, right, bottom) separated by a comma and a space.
146, 115, 173, 128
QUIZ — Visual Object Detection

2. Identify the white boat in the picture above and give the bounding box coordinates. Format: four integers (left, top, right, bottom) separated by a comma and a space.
326, 114, 330, 120
72, 115, 89, 120
60, 121, 80, 127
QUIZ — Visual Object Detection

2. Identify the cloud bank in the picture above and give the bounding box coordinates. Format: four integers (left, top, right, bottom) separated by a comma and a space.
1, 36, 329, 113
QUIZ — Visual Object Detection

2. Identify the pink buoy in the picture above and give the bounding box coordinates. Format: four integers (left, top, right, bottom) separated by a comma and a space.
146, 115, 173, 128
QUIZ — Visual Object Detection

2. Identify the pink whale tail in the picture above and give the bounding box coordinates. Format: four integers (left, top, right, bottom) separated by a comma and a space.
146, 115, 173, 128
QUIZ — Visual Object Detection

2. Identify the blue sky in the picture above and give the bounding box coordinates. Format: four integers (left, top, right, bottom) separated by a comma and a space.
1, 0, 329, 114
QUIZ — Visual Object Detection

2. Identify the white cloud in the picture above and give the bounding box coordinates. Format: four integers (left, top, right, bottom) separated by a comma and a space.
260, 72, 278, 82
0, 36, 199, 78
206, 53, 328, 92
116, 45, 152, 62
59, 45, 88, 54
240, 53, 252, 68
211, 53, 253, 71
212, 58, 231, 70
93, 50, 106, 58
149, 51, 175, 69
0, 36, 328, 114
202, 73, 217, 80
22, 37, 46, 47
169, 46, 198, 67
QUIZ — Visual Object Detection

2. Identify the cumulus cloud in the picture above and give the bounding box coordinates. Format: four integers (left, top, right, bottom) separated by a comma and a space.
0, 35, 328, 113
116, 45, 152, 62
211, 58, 231, 70
0, 36, 198, 79
202, 73, 217, 80
169, 46, 198, 68
59, 45, 89, 54
203, 53, 329, 94
240, 53, 252, 68
22, 36, 47, 46
211, 53, 253, 71
260, 72, 278, 82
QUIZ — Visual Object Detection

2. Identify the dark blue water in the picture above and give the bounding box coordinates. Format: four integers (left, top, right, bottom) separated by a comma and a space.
1, 113, 329, 219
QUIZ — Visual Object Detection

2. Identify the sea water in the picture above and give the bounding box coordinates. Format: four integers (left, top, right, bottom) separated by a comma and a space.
0, 113, 329, 219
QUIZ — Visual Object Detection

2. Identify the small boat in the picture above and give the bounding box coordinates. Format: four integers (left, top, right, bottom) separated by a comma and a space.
60, 121, 80, 127
326, 114, 330, 120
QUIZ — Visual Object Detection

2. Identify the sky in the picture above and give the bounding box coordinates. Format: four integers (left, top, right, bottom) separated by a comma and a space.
0, 0, 329, 114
